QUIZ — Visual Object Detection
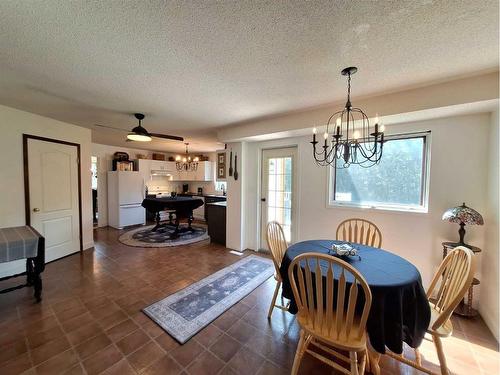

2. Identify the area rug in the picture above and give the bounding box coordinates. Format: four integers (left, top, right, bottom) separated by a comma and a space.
143, 255, 274, 343
118, 224, 209, 247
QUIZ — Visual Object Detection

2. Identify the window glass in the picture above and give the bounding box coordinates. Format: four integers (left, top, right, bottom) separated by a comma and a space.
330, 135, 429, 211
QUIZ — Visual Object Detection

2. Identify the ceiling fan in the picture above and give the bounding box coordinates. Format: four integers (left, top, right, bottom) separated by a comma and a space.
94, 113, 184, 142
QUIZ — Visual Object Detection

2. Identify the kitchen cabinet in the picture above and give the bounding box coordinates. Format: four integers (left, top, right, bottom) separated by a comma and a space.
137, 159, 152, 180
150, 160, 175, 172
138, 159, 176, 180
137, 159, 213, 182
204, 195, 226, 220
174, 161, 214, 181
196, 161, 214, 181
207, 201, 226, 245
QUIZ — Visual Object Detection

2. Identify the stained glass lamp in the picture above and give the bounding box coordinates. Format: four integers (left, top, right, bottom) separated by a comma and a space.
442, 202, 484, 247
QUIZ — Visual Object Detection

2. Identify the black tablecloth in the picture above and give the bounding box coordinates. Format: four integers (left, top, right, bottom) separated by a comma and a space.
142, 197, 203, 218
280, 240, 430, 354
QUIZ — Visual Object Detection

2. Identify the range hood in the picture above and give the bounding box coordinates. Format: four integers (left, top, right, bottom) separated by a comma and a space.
150, 170, 173, 177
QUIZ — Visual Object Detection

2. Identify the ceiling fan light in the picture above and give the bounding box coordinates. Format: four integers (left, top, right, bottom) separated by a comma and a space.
127, 133, 152, 142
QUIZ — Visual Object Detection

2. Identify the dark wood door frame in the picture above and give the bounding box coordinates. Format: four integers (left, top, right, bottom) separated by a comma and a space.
23, 134, 83, 253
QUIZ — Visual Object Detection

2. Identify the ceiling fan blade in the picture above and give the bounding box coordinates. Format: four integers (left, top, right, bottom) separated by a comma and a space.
93, 124, 128, 132
150, 133, 184, 142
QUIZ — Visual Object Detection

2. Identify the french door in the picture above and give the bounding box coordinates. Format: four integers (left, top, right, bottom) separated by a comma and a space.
260, 147, 297, 250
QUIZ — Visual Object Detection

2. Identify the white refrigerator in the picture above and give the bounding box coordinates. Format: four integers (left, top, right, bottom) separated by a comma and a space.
107, 171, 146, 229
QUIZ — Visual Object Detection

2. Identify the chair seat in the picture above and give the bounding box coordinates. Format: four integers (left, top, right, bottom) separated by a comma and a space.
427, 304, 453, 337
297, 312, 367, 352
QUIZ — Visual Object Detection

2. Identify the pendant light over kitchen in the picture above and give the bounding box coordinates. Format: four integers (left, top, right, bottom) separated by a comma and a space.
175, 143, 199, 172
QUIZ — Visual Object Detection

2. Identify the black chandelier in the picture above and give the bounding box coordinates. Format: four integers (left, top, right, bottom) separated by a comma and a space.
311, 67, 385, 169
175, 143, 199, 172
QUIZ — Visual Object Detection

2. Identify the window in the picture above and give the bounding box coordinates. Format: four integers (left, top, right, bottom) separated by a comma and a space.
329, 133, 430, 212
215, 180, 227, 193
91, 156, 98, 190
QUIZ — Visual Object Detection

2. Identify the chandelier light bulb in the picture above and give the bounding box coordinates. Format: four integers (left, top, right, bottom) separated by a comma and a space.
336, 117, 342, 127
380, 124, 386, 132
353, 131, 360, 139
323, 132, 328, 139
313, 127, 317, 134
374, 114, 379, 124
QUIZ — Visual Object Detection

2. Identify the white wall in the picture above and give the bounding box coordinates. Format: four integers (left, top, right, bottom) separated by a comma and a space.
91, 143, 218, 227
243, 113, 491, 291
480, 108, 500, 341
226, 142, 246, 251
0, 104, 93, 277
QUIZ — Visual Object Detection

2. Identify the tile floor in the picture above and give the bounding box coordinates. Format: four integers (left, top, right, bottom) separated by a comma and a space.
0, 227, 498, 375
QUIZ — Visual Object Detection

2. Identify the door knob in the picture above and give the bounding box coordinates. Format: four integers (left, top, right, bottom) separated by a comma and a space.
33, 208, 40, 212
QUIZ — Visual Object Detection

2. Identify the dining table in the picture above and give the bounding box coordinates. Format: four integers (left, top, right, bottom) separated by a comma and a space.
279, 239, 431, 373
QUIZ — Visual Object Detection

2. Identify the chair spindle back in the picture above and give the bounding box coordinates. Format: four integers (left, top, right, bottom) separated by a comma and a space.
266, 221, 288, 275
336, 218, 382, 248
288, 253, 372, 341
427, 246, 475, 330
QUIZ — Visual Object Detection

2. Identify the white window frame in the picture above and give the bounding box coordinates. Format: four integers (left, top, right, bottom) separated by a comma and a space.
327, 132, 431, 213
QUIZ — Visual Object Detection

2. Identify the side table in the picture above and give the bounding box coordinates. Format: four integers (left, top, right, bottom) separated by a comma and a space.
442, 241, 481, 317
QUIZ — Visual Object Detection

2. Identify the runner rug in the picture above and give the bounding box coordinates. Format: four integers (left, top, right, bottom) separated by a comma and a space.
143, 255, 274, 343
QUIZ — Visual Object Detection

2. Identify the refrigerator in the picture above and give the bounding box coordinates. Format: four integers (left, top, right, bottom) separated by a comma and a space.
107, 171, 145, 229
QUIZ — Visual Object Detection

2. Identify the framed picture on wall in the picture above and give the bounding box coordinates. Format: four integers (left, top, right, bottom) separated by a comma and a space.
217, 152, 226, 179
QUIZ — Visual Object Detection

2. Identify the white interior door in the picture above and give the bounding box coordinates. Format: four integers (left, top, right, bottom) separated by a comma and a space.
261, 147, 298, 249
28, 138, 80, 262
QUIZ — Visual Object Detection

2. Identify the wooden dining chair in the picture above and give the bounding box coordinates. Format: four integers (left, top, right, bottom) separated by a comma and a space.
288, 252, 372, 375
266, 221, 290, 319
383, 246, 475, 375
336, 218, 382, 248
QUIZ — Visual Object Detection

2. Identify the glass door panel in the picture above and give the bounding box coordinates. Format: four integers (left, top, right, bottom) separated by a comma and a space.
261, 147, 297, 249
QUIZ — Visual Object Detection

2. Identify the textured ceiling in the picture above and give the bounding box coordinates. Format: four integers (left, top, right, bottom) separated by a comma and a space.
0, 1, 498, 152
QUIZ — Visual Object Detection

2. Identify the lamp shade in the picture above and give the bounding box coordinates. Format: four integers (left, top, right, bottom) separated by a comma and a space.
442, 203, 484, 226
127, 125, 152, 142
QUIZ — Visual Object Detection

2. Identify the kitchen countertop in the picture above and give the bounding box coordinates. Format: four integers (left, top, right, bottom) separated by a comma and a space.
206, 201, 227, 207
178, 193, 227, 199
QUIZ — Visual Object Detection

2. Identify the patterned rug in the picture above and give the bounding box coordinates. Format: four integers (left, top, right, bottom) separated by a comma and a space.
118, 224, 209, 247
143, 255, 274, 343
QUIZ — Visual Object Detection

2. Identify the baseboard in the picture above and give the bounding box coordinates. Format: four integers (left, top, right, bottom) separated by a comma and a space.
479, 305, 500, 342
83, 241, 94, 250
229, 250, 243, 256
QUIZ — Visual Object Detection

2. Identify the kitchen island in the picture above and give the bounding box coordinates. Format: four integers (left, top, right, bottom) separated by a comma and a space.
142, 196, 204, 238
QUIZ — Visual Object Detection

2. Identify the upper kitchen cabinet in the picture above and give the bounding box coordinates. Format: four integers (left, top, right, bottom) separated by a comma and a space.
150, 160, 176, 172
137, 159, 213, 181
175, 161, 214, 181
196, 161, 214, 181
138, 159, 175, 179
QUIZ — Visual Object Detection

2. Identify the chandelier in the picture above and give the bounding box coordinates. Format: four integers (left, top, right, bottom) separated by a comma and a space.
311, 67, 385, 169
175, 143, 199, 171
